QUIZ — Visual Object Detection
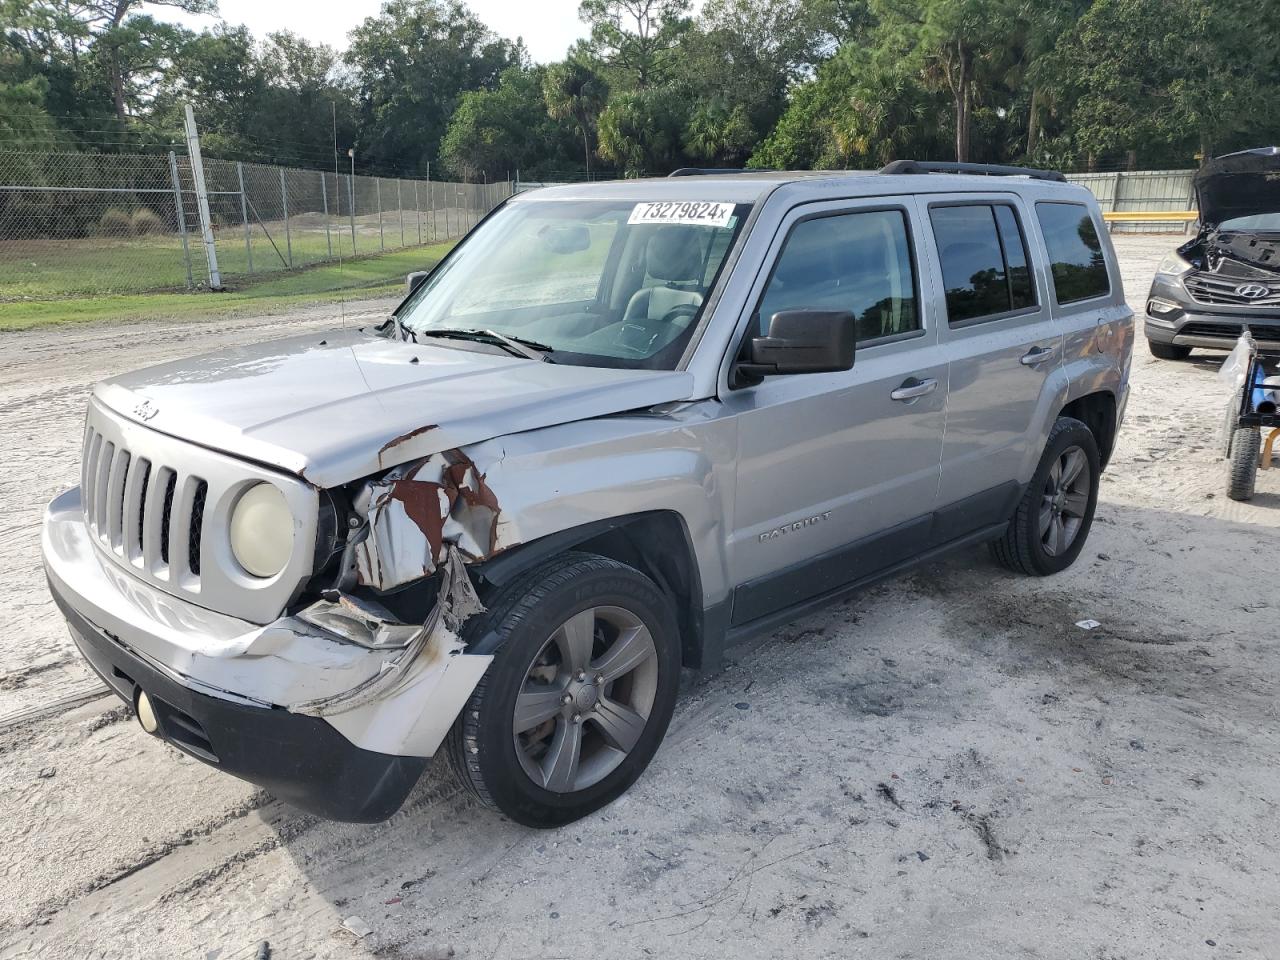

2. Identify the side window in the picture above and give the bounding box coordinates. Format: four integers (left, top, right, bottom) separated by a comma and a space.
929, 203, 1037, 324
756, 209, 919, 344
994, 206, 1035, 310
1036, 201, 1111, 304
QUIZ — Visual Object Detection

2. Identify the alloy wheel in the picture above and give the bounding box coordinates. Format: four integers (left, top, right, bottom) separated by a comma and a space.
512, 606, 659, 793
1039, 445, 1091, 557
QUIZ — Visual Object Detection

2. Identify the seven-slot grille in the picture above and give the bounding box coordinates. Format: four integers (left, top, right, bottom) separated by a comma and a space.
77, 397, 318, 624
82, 423, 209, 588
1184, 273, 1280, 307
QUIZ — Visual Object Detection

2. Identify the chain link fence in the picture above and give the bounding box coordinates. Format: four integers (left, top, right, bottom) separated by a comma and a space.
1, 148, 1198, 303
0, 149, 512, 301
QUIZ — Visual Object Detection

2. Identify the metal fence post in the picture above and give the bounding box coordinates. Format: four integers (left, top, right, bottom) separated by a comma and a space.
168, 150, 194, 290
182, 103, 222, 289
279, 168, 293, 267
414, 179, 422, 245
397, 178, 405, 248
236, 162, 253, 274
377, 178, 385, 251
320, 171, 332, 258
430, 178, 436, 243
348, 173, 357, 254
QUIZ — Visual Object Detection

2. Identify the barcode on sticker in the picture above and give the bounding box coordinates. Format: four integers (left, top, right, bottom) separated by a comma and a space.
628, 201, 735, 228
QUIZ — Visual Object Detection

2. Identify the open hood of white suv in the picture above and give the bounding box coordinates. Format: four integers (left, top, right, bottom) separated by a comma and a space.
96, 328, 696, 488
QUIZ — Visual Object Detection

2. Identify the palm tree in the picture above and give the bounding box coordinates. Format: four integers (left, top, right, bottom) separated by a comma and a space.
543, 58, 609, 176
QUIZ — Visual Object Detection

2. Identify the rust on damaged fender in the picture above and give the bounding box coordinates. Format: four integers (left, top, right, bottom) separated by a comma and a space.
353, 448, 505, 591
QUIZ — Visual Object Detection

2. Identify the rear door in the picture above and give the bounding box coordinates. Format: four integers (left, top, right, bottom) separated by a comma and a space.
722, 197, 948, 625
924, 194, 1060, 532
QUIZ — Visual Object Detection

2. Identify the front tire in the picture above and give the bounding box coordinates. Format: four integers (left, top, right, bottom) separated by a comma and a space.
446, 553, 680, 827
991, 417, 1100, 576
1148, 339, 1191, 361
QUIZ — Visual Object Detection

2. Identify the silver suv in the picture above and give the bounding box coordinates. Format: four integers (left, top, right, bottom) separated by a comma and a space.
43, 162, 1133, 826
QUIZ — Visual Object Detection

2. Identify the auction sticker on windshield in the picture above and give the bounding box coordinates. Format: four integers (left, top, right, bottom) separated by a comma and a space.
628, 201, 735, 228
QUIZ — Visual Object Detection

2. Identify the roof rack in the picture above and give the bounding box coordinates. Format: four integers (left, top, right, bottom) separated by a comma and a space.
667, 167, 772, 177
879, 160, 1067, 183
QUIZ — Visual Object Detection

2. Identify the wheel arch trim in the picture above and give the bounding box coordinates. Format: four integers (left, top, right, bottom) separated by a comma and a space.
471, 510, 718, 670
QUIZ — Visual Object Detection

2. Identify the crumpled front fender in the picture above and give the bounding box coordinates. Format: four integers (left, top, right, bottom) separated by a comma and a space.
352, 449, 507, 591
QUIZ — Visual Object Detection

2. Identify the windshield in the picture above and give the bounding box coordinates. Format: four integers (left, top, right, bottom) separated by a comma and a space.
394, 198, 750, 369
1219, 212, 1280, 232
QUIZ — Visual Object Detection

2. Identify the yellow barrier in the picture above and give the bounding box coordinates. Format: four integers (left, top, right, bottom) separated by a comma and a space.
1102, 210, 1197, 223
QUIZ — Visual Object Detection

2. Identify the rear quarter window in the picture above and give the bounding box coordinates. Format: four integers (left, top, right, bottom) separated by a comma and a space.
1035, 202, 1111, 304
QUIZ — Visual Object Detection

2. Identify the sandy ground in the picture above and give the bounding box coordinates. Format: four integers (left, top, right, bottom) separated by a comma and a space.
2, 238, 1278, 959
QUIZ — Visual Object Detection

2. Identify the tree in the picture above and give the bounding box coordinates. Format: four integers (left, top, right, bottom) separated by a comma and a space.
157, 24, 263, 150
542, 54, 608, 174
683, 100, 754, 165
1047, 0, 1279, 167
596, 86, 691, 174
1016, 0, 1090, 159
73, 0, 217, 119
442, 66, 580, 179
751, 43, 949, 169
671, 0, 830, 162
872, 0, 1027, 162
0, 75, 64, 143
345, 0, 522, 173
92, 15, 193, 119
579, 0, 690, 89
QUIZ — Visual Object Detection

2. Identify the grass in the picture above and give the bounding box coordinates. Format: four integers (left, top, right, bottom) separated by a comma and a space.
0, 242, 454, 332
0, 208, 468, 301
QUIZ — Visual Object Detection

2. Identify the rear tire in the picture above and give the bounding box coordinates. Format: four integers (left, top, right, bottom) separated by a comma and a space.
1227, 427, 1260, 501
991, 417, 1100, 576
1148, 339, 1191, 361
446, 553, 680, 827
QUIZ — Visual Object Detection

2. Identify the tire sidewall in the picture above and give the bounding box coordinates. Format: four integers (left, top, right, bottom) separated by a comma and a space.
1021, 420, 1101, 575
467, 561, 680, 827
1228, 427, 1259, 501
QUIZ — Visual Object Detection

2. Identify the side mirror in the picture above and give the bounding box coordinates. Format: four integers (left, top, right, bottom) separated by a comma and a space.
737, 309, 856, 380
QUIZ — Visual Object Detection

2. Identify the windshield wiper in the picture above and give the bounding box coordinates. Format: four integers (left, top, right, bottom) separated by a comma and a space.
410, 328, 554, 361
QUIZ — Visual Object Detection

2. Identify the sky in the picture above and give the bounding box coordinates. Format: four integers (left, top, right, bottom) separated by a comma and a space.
156, 0, 597, 64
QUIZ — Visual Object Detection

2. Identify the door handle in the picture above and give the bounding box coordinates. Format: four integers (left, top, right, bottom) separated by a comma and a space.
890, 377, 939, 402
1020, 345, 1056, 366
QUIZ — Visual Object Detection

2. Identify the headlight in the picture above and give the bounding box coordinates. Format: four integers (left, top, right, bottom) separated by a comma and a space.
230, 483, 294, 578
1156, 252, 1192, 276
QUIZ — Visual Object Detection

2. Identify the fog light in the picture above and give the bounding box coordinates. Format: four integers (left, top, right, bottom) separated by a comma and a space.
1148, 298, 1179, 315
136, 690, 159, 734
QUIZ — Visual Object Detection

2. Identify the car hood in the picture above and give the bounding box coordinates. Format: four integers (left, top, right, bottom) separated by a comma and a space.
1195, 147, 1280, 227
95, 329, 696, 488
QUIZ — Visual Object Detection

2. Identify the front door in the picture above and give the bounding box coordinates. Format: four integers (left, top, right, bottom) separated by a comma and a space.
722, 199, 947, 626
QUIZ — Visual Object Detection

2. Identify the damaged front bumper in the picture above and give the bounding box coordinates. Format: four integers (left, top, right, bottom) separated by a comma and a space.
42, 486, 492, 822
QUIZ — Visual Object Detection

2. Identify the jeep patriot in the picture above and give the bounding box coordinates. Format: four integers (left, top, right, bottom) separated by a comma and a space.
43, 162, 1134, 826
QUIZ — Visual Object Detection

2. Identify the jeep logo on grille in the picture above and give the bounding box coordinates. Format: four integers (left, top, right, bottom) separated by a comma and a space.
1235, 283, 1270, 300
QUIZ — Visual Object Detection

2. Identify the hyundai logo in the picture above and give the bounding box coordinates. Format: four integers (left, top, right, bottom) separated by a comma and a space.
1235, 283, 1270, 300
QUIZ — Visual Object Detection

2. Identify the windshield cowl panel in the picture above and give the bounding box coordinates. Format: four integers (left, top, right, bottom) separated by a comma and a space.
395, 198, 750, 371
